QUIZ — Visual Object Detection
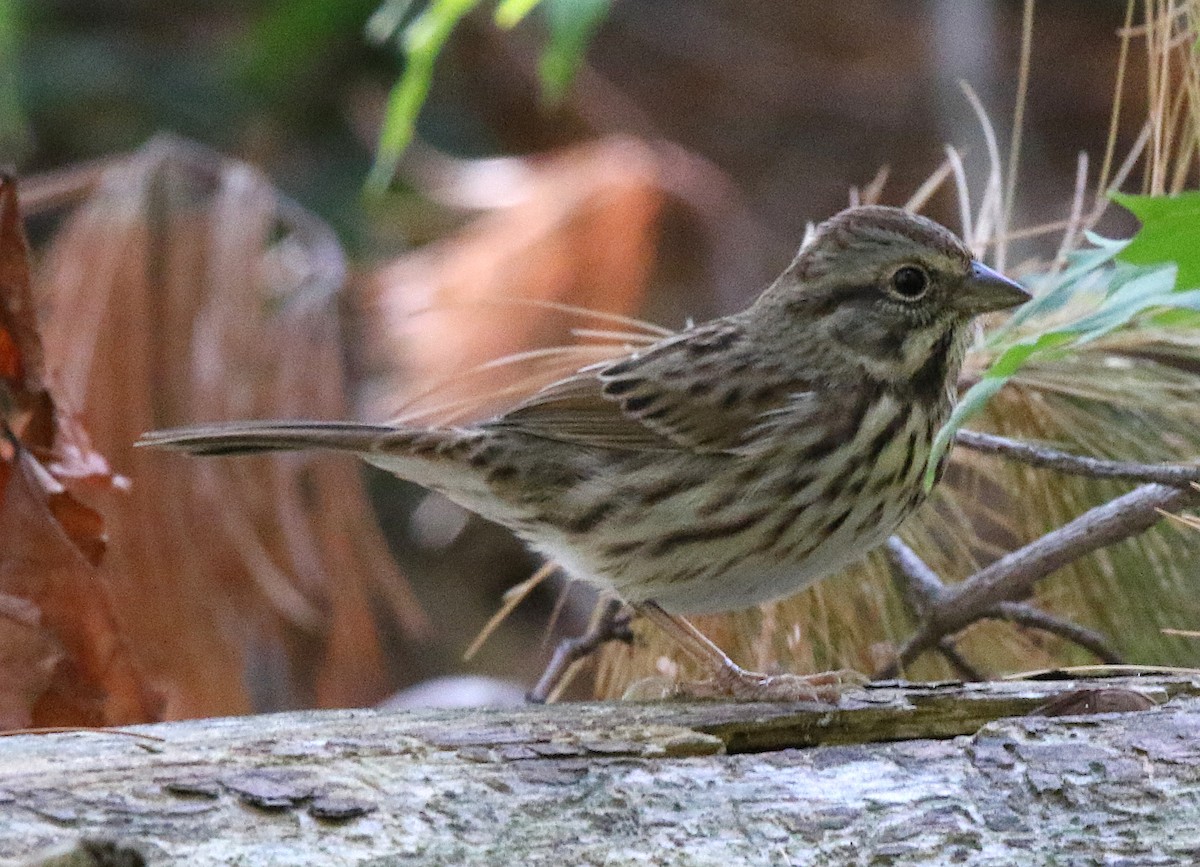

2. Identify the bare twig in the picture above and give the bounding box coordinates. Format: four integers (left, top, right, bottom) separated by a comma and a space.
936, 638, 983, 681
528, 599, 632, 703
884, 536, 947, 611
881, 432, 1196, 677
955, 430, 1200, 487
883, 482, 1198, 676
884, 535, 1125, 679
985, 601, 1123, 664
888, 537, 984, 678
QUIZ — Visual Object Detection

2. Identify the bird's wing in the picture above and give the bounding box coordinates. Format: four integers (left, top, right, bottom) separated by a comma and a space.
490, 321, 819, 453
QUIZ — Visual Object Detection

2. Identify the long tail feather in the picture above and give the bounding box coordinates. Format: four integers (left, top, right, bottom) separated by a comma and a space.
135, 421, 399, 456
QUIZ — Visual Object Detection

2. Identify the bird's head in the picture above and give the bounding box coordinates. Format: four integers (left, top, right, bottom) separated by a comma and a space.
756, 205, 1030, 389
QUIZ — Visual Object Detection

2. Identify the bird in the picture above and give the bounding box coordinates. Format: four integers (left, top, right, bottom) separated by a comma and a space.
137, 205, 1030, 702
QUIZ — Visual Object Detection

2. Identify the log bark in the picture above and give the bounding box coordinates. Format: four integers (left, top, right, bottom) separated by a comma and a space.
2, 675, 1198, 865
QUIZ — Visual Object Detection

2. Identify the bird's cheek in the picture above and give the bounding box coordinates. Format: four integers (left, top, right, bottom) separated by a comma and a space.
829, 315, 906, 365
898, 327, 945, 372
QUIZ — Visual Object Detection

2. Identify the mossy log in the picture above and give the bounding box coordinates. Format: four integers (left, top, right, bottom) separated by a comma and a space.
1, 675, 1198, 865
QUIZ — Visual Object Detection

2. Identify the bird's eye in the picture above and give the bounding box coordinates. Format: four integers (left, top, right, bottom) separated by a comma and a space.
889, 265, 929, 300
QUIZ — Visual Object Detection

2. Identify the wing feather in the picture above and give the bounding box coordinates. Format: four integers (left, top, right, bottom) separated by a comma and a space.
490, 321, 821, 453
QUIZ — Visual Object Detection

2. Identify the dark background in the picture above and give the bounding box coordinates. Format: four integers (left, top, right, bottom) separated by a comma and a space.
6, 0, 1138, 269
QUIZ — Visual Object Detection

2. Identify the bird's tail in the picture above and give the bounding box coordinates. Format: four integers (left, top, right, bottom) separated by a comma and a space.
135, 421, 404, 457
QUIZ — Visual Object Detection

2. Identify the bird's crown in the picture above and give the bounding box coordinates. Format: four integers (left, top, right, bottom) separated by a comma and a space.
792, 205, 972, 285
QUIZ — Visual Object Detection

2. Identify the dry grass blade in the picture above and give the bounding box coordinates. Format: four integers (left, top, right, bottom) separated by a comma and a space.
464, 561, 558, 661
997, 0, 1036, 271
1051, 151, 1090, 271
904, 155, 957, 213
944, 145, 974, 246
957, 81, 1004, 252
1097, 0, 1139, 200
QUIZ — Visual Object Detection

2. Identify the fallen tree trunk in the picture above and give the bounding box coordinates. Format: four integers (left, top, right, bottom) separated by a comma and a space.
1, 674, 1198, 865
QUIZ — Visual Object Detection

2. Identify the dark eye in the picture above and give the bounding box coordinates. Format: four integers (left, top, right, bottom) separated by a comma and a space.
890, 265, 929, 300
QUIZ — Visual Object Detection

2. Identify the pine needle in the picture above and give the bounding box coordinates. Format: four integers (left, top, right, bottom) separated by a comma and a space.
463, 561, 558, 661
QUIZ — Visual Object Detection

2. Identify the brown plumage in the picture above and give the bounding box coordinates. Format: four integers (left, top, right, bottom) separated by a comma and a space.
138, 206, 1029, 701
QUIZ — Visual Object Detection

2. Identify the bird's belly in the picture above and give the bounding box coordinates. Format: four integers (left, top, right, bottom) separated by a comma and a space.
525, 475, 922, 616
622, 493, 909, 614
530, 401, 935, 615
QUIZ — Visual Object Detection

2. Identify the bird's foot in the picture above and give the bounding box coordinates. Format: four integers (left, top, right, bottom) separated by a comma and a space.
674, 666, 868, 703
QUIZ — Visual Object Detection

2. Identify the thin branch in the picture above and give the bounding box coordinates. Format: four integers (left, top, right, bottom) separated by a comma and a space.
887, 538, 984, 679
937, 639, 984, 681
884, 536, 947, 611
528, 599, 632, 703
955, 429, 1200, 487
886, 482, 1197, 674
985, 601, 1124, 664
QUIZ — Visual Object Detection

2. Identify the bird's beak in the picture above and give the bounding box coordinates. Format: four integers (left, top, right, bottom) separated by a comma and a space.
957, 260, 1031, 314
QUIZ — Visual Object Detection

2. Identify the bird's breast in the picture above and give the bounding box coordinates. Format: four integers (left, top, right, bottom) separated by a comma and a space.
563, 394, 943, 614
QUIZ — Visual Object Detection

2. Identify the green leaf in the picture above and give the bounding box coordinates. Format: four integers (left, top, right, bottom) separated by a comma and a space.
923, 329, 1077, 489
995, 331, 1076, 374
368, 0, 482, 194
1069, 266, 1179, 343
925, 259, 1196, 491
923, 377, 1009, 490
1112, 191, 1200, 290
989, 236, 1126, 342
539, 0, 609, 103
494, 0, 542, 28
367, 0, 605, 190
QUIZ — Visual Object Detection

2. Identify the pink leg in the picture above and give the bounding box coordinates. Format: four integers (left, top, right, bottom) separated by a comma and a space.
635, 602, 865, 703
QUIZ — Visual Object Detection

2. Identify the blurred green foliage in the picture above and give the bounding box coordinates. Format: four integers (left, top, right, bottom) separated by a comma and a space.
10, 0, 390, 246
239, 0, 382, 108
6, 0, 606, 242
0, 0, 28, 162
367, 0, 607, 193
537, 0, 607, 103
368, 0, 484, 193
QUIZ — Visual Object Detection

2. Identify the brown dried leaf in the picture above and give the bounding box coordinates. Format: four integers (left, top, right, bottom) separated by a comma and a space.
34, 137, 425, 716
0, 448, 163, 726
0, 176, 45, 399
0, 571, 62, 729
0, 176, 122, 501
0, 177, 160, 727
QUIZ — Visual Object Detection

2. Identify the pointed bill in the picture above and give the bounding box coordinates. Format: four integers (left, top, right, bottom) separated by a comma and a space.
956, 261, 1031, 314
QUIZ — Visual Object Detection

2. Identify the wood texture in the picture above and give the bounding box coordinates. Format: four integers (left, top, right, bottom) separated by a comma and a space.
2, 675, 1198, 865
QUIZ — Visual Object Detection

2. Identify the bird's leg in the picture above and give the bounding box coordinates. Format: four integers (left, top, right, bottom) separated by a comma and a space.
635, 601, 865, 703
527, 598, 633, 703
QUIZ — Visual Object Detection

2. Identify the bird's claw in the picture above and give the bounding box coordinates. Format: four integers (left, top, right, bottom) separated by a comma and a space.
671, 667, 868, 704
